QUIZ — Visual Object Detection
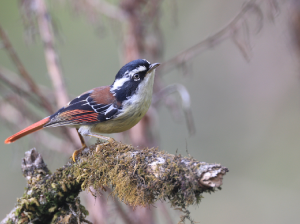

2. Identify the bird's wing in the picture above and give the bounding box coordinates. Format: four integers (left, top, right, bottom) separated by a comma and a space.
45, 86, 121, 127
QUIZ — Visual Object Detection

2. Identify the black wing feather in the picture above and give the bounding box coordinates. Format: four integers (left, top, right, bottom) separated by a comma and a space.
46, 91, 121, 127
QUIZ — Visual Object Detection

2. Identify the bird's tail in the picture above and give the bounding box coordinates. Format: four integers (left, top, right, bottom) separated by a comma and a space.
4, 117, 50, 144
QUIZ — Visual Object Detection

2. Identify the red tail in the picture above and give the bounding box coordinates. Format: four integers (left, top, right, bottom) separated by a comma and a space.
4, 117, 50, 144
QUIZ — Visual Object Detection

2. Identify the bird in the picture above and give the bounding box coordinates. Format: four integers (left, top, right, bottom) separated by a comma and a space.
4, 59, 160, 161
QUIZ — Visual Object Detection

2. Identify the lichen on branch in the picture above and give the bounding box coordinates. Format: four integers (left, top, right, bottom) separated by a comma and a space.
80, 141, 228, 207
1, 141, 228, 224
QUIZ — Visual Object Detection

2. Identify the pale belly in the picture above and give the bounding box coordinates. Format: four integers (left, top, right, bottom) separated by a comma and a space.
90, 109, 146, 133
90, 96, 151, 134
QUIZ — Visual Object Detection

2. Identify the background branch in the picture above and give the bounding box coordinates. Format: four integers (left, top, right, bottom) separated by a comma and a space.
0, 24, 54, 114
161, 1, 264, 73
34, 0, 69, 109
0, 99, 73, 154
19, 0, 82, 146
0, 67, 52, 110
153, 84, 196, 136
82, 0, 128, 21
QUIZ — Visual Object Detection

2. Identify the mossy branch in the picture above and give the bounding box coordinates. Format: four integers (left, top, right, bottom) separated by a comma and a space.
1, 141, 228, 224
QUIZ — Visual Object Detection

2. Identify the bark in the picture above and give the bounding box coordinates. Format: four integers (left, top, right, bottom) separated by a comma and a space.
1, 141, 228, 224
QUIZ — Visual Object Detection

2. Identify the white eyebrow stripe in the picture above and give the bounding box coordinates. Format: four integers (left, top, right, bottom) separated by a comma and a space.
135, 65, 147, 72
142, 59, 150, 64
110, 66, 147, 92
128, 66, 147, 77
137, 65, 146, 72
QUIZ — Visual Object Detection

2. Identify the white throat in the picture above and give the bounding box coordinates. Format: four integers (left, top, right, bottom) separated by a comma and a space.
118, 69, 156, 118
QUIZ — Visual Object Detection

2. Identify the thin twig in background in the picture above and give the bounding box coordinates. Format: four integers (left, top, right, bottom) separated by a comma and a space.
34, 0, 69, 109
0, 68, 47, 110
0, 21, 76, 149
83, 0, 128, 22
34, 0, 82, 146
290, 0, 300, 56
158, 202, 176, 224
0, 98, 72, 154
266, 0, 280, 21
153, 84, 196, 136
0, 66, 75, 152
113, 198, 138, 224
0, 91, 44, 128
161, 1, 264, 73
0, 66, 56, 105
82, 190, 109, 224
154, 78, 183, 121
0, 24, 54, 114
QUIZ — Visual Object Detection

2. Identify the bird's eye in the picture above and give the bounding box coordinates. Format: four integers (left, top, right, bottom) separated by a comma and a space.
133, 73, 140, 81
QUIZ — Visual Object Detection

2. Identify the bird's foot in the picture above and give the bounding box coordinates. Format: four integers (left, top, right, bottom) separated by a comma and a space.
87, 133, 115, 145
103, 137, 115, 145
72, 144, 87, 162
95, 136, 115, 152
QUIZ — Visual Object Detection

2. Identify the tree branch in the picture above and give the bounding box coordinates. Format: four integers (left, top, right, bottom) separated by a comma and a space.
0, 98, 73, 154
33, 0, 82, 147
161, 1, 264, 73
153, 84, 196, 136
83, 0, 128, 22
0, 24, 54, 114
34, 0, 69, 109
0, 67, 52, 110
1, 142, 228, 223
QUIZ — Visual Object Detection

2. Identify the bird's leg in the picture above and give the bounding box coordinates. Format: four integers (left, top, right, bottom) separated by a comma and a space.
72, 128, 87, 162
86, 133, 115, 145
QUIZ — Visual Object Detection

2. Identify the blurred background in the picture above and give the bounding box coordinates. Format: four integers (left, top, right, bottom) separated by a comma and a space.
1, 0, 300, 223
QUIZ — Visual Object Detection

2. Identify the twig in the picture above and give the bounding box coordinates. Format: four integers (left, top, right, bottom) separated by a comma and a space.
0, 24, 54, 114
0, 65, 56, 103
83, 0, 128, 22
83, 190, 108, 224
0, 68, 47, 110
290, 0, 300, 56
113, 199, 138, 224
153, 84, 196, 136
0, 98, 73, 154
34, 0, 69, 109
158, 202, 175, 224
0, 65, 79, 148
161, 1, 264, 73
34, 0, 82, 146
0, 91, 45, 128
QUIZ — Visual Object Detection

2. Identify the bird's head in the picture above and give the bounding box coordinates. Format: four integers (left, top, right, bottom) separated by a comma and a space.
111, 59, 160, 102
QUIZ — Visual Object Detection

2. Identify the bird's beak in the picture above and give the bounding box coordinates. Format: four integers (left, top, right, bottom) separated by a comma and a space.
147, 63, 160, 74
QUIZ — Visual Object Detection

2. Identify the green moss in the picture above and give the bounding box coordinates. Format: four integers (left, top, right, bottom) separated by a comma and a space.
73, 141, 216, 208
8, 141, 224, 223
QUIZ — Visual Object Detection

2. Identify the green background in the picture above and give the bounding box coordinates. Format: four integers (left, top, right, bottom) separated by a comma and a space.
1, 0, 300, 223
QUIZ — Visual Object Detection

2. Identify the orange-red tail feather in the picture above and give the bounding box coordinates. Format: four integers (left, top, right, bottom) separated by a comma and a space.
4, 117, 50, 144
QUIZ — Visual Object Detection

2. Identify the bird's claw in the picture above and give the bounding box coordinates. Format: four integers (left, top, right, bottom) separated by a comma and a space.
72, 144, 87, 162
